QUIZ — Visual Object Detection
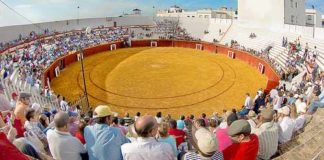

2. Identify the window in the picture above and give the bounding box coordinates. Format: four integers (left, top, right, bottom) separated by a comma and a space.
308, 15, 312, 20
204, 15, 209, 18
291, 15, 295, 24
290, 0, 293, 8
295, 2, 298, 8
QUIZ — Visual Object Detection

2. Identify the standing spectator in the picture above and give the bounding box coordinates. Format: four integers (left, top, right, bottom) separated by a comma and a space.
168, 119, 186, 147
134, 112, 141, 121
14, 92, 32, 137
10, 92, 18, 109
252, 109, 279, 160
201, 113, 209, 126
0, 84, 12, 111
278, 106, 296, 144
111, 117, 127, 135
177, 115, 185, 130
158, 122, 178, 158
155, 112, 163, 124
47, 112, 86, 160
121, 115, 173, 160
84, 105, 129, 160
223, 120, 259, 160
60, 97, 69, 112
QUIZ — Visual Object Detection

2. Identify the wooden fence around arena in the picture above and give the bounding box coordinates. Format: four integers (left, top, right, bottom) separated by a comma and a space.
43, 40, 280, 93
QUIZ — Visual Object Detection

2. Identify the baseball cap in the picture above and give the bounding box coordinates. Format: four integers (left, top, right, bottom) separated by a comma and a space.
228, 119, 251, 136
19, 92, 32, 98
195, 128, 218, 154
11, 92, 18, 98
93, 105, 114, 118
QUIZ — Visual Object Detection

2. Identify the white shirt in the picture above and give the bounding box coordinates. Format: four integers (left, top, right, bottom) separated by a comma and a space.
278, 116, 296, 144
47, 129, 86, 160
273, 96, 283, 110
155, 117, 163, 124
121, 137, 173, 160
244, 96, 252, 109
294, 114, 306, 131
296, 102, 307, 114
60, 100, 69, 111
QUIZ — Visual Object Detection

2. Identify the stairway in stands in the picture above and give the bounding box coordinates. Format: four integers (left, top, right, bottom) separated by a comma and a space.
274, 109, 324, 160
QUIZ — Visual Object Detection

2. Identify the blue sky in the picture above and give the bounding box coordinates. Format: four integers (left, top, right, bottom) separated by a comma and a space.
0, 0, 323, 27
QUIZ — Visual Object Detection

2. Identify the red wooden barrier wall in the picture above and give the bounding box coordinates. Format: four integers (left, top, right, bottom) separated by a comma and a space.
43, 40, 280, 93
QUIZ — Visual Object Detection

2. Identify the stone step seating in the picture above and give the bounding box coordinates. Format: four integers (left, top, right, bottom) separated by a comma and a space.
275, 109, 324, 160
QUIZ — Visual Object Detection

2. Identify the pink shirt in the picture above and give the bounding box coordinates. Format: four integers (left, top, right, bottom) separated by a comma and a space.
216, 128, 233, 151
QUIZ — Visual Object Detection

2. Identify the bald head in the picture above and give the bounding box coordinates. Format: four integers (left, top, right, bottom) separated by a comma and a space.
54, 112, 69, 129
134, 115, 157, 137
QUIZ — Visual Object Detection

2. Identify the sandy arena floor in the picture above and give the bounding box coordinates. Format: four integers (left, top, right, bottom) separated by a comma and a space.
51, 47, 267, 117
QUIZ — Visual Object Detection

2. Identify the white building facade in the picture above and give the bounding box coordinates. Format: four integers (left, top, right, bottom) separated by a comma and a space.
156, 6, 235, 19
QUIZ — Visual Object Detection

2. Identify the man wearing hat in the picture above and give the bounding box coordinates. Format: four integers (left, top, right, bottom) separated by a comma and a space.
84, 105, 129, 160
0, 84, 12, 112
223, 119, 259, 160
277, 106, 296, 144
252, 109, 279, 160
183, 119, 223, 159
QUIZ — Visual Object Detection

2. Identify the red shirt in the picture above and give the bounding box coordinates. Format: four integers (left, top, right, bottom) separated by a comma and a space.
75, 131, 86, 144
223, 134, 259, 160
168, 128, 186, 147
0, 132, 30, 160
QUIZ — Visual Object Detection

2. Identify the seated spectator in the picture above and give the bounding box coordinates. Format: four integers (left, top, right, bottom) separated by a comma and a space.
39, 114, 49, 133
158, 122, 178, 158
252, 109, 279, 160
278, 106, 296, 144
123, 112, 133, 125
75, 120, 87, 144
0, 84, 12, 112
126, 124, 138, 142
24, 108, 48, 148
68, 111, 79, 136
183, 123, 223, 160
47, 112, 86, 160
209, 119, 218, 134
201, 113, 209, 126
295, 95, 307, 114
168, 119, 186, 147
0, 124, 30, 160
121, 115, 173, 160
294, 107, 306, 132
177, 115, 185, 130
84, 105, 129, 160
216, 112, 237, 151
223, 119, 259, 160
111, 117, 128, 135
247, 110, 257, 129
308, 89, 324, 114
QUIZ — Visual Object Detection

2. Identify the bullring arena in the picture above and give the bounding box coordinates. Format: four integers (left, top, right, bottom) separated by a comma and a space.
2, 1, 324, 159
50, 46, 267, 116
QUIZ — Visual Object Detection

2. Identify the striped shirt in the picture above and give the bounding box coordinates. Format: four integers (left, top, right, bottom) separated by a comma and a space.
252, 122, 279, 160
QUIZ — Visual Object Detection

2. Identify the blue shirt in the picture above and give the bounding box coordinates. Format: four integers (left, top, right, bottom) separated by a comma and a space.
84, 123, 130, 160
177, 120, 185, 130
319, 90, 324, 103
158, 136, 178, 158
